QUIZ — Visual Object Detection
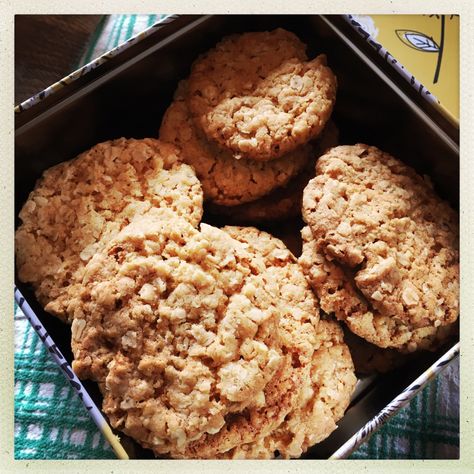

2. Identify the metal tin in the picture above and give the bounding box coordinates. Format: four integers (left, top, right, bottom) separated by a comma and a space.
15, 14, 459, 459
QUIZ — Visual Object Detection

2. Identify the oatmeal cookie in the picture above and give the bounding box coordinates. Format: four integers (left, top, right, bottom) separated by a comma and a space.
218, 319, 356, 459
160, 81, 310, 206
302, 144, 459, 331
206, 121, 339, 223
71, 215, 318, 458
187, 29, 337, 161
15, 138, 203, 322
179, 226, 320, 458
299, 226, 457, 352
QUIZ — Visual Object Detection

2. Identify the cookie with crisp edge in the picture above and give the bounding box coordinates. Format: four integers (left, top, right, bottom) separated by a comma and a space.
187, 29, 337, 161
341, 324, 412, 375
302, 144, 459, 332
15, 138, 203, 322
217, 319, 356, 459
160, 81, 311, 206
71, 216, 318, 458
176, 226, 320, 458
206, 121, 339, 223
205, 170, 303, 223
299, 226, 457, 352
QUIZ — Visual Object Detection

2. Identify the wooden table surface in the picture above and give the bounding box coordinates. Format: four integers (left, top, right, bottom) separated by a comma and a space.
15, 15, 103, 104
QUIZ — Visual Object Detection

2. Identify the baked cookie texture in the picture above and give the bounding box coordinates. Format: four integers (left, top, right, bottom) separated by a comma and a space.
299, 223, 457, 351
160, 81, 311, 206
299, 155, 459, 351
179, 226, 320, 458
206, 120, 340, 224
71, 217, 319, 458
15, 138, 203, 322
187, 29, 337, 161
219, 319, 356, 459
206, 173, 303, 224
302, 144, 459, 332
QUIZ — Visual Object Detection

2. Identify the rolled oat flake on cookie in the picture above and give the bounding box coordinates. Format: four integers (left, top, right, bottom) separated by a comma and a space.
15, 138, 203, 322
187, 29, 337, 161
70, 215, 320, 458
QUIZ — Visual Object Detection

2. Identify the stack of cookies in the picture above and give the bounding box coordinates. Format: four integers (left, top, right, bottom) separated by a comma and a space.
159, 28, 338, 223
15, 27, 459, 459
15, 135, 357, 458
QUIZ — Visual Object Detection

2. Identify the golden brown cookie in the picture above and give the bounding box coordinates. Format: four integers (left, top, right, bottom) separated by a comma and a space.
302, 144, 459, 332
299, 226, 457, 352
179, 226, 320, 458
218, 319, 356, 459
160, 81, 311, 206
187, 29, 337, 161
71, 216, 318, 458
206, 121, 340, 223
15, 138, 203, 322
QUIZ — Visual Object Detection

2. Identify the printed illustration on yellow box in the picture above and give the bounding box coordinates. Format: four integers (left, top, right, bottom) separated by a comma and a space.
356, 14, 459, 120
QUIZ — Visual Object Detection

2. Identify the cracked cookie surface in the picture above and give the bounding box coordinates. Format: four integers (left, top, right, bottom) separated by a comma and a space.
15, 138, 203, 322
160, 81, 310, 206
71, 216, 318, 458
218, 319, 356, 459
302, 144, 459, 334
179, 226, 320, 458
299, 226, 457, 352
187, 29, 337, 161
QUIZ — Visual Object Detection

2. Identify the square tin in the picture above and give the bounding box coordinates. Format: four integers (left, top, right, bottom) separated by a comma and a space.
14, 14, 460, 459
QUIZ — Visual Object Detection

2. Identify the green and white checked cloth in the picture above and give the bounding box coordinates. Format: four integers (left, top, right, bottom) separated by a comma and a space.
15, 304, 115, 459
77, 14, 168, 68
14, 14, 460, 460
